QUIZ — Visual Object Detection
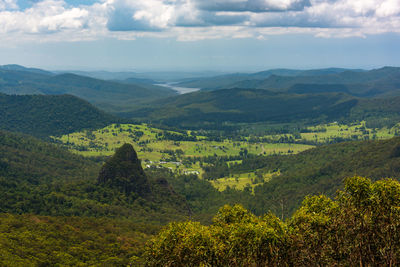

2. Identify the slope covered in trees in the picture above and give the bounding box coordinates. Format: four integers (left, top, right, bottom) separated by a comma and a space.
0, 214, 157, 266
176, 68, 359, 90
125, 89, 357, 128
123, 86, 400, 129
233, 67, 400, 97
2, 131, 400, 264
0, 130, 190, 222
161, 137, 400, 222
0, 64, 53, 75
146, 176, 400, 266
176, 67, 400, 98
98, 143, 150, 196
235, 137, 400, 216
0, 93, 116, 137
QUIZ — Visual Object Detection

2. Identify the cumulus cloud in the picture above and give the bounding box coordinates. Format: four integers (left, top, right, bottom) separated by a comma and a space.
195, 0, 311, 12
0, 0, 399, 43
375, 0, 400, 17
106, 0, 174, 31
249, 0, 400, 32
103, 0, 400, 34
0, 0, 17, 10
0, 0, 88, 34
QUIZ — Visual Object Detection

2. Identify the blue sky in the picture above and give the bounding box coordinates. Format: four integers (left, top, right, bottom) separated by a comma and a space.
0, 0, 399, 71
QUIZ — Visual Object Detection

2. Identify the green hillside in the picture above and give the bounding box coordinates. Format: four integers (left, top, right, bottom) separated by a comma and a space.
0, 213, 156, 266
240, 137, 400, 216
0, 93, 116, 137
147, 177, 400, 266
234, 67, 400, 97
120, 87, 400, 129
0, 130, 196, 264
2, 128, 400, 264
176, 67, 400, 98
0, 68, 177, 112
2, 65, 400, 265
122, 89, 357, 128
176, 68, 357, 90
0, 130, 189, 222
0, 64, 54, 76
44, 73, 176, 110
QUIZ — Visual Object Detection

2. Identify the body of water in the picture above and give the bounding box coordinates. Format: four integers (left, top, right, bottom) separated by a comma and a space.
156, 83, 200, 94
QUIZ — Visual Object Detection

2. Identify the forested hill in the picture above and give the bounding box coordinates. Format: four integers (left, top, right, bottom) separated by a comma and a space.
0, 68, 177, 113
123, 88, 400, 129
0, 93, 116, 137
234, 66, 400, 97
123, 88, 357, 128
175, 68, 358, 90
176, 67, 400, 98
0, 64, 54, 75
243, 137, 400, 217
0, 130, 190, 222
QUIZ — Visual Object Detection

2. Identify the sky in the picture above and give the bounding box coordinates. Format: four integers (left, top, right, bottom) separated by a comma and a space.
0, 0, 399, 71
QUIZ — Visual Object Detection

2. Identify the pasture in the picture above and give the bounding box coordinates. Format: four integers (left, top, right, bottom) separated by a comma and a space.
53, 123, 313, 176
54, 122, 398, 191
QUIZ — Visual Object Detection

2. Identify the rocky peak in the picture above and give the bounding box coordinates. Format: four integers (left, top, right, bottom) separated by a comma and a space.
98, 143, 150, 196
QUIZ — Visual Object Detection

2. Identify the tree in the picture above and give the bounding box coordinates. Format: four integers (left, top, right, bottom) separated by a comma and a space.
146, 177, 400, 266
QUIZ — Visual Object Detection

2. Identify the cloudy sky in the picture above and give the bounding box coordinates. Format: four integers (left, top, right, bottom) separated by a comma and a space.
0, 0, 399, 71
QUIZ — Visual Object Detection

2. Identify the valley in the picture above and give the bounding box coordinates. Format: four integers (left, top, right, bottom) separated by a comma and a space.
52, 121, 399, 191
2, 0, 400, 262
1, 64, 400, 266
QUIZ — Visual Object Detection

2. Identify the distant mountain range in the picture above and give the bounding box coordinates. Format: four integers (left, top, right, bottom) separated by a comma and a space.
175, 68, 363, 89
176, 67, 400, 98
54, 70, 227, 82
0, 64, 54, 76
122, 87, 400, 129
2, 64, 400, 128
0, 65, 177, 113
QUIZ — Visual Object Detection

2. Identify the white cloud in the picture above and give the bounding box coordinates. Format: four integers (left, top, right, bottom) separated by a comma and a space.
0, 0, 399, 43
106, 0, 174, 31
195, 0, 311, 12
376, 0, 400, 17
0, 0, 88, 34
0, 0, 17, 10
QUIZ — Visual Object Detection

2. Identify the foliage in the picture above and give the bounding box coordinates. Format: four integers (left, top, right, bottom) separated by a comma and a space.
146, 204, 287, 266
243, 137, 400, 217
0, 130, 189, 223
127, 88, 357, 128
54, 123, 312, 178
146, 177, 400, 266
98, 143, 150, 196
0, 93, 116, 138
0, 213, 157, 266
177, 66, 400, 98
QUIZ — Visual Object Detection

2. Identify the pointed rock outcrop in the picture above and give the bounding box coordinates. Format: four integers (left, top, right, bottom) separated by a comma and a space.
98, 143, 150, 196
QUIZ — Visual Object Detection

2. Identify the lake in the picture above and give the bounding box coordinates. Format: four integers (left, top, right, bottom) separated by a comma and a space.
156, 83, 200, 94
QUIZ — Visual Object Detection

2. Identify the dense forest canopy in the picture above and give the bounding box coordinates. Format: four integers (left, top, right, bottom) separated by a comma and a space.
146, 176, 400, 266
0, 94, 116, 138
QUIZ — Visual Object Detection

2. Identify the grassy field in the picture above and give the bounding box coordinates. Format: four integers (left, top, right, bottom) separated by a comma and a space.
53, 122, 398, 191
53, 123, 313, 173
301, 121, 397, 142
211, 171, 279, 192
260, 121, 399, 144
